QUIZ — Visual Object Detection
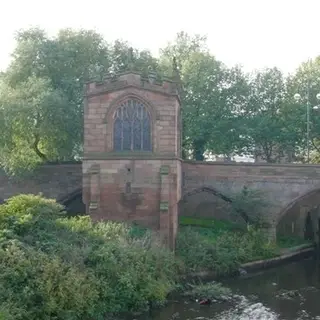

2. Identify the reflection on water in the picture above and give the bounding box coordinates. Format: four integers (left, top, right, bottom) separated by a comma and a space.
138, 257, 320, 320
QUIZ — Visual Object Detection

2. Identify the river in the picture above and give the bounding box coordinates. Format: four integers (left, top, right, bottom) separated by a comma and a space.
138, 256, 320, 320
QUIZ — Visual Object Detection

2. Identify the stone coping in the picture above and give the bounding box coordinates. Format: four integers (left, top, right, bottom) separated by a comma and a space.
183, 160, 320, 168
41, 160, 320, 169
21, 160, 320, 169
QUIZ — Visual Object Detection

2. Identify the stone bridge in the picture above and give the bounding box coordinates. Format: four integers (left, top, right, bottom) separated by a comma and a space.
0, 163, 84, 215
180, 161, 320, 238
1, 161, 320, 239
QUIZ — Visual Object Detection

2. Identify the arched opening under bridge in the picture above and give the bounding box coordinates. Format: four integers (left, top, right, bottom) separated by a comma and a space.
58, 188, 86, 216
277, 188, 320, 241
179, 186, 249, 226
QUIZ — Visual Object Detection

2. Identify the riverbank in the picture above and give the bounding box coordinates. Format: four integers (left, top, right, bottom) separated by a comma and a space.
0, 195, 312, 320
137, 257, 320, 320
241, 243, 315, 273
189, 243, 315, 279
176, 216, 312, 277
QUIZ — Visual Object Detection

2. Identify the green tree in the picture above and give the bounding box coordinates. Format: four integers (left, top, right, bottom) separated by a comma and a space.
159, 31, 208, 74
207, 65, 250, 158
7, 28, 111, 89
1, 28, 110, 174
109, 39, 159, 74
182, 53, 249, 159
285, 58, 320, 162
0, 77, 72, 175
160, 32, 249, 160
0, 28, 159, 175
242, 68, 290, 162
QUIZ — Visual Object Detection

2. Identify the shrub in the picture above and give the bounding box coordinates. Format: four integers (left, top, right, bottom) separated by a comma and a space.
184, 281, 232, 301
0, 194, 64, 237
0, 194, 279, 319
176, 225, 278, 274
176, 227, 218, 272
0, 241, 100, 320
230, 186, 270, 226
0, 194, 181, 319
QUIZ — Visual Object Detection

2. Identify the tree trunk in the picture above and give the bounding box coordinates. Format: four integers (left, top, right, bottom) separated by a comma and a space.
192, 139, 206, 161
33, 133, 48, 162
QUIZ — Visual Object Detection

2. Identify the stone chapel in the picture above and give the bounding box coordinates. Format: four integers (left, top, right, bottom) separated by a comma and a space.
82, 67, 182, 249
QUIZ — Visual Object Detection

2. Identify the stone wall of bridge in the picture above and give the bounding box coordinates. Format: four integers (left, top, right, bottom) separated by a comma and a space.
0, 164, 84, 214
1, 161, 320, 239
180, 161, 320, 237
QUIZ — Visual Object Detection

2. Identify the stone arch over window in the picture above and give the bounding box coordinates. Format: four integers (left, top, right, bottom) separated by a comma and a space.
112, 98, 152, 152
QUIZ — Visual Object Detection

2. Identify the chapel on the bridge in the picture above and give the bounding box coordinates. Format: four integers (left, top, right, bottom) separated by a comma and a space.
82, 62, 182, 248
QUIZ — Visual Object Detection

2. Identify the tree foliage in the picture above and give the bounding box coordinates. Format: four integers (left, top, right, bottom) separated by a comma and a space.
2, 28, 320, 175
285, 58, 320, 161
0, 28, 157, 175
241, 68, 289, 162
159, 32, 250, 160
0, 76, 73, 175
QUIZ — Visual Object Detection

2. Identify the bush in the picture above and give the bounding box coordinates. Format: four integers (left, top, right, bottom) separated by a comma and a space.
176, 225, 278, 274
184, 281, 232, 301
230, 186, 270, 226
0, 241, 100, 320
0, 194, 279, 319
176, 227, 218, 272
0, 194, 181, 320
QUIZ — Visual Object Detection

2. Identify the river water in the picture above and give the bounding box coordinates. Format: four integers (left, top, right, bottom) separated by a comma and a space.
138, 256, 320, 320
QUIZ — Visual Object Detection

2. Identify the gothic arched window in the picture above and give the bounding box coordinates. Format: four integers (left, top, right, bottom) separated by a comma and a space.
113, 99, 151, 151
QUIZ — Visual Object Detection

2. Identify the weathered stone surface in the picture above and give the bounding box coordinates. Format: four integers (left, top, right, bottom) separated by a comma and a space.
0, 164, 82, 203
181, 161, 320, 238
83, 72, 182, 249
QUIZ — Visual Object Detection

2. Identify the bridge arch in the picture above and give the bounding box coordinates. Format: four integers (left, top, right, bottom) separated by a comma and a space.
277, 187, 320, 239
57, 188, 85, 216
180, 186, 248, 225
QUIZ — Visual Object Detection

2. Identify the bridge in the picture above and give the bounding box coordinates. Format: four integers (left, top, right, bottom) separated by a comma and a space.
1, 161, 320, 239
181, 161, 320, 239
3, 72, 320, 243
0, 163, 84, 214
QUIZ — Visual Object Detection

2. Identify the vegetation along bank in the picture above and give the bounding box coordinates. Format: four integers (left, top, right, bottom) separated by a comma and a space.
0, 194, 310, 320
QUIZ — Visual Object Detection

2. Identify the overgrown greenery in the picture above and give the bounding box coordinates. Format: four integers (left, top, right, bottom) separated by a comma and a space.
176, 225, 278, 274
135, 214, 278, 275
179, 215, 241, 230
277, 235, 311, 249
230, 186, 270, 226
184, 281, 232, 301
0, 195, 182, 320
0, 194, 308, 319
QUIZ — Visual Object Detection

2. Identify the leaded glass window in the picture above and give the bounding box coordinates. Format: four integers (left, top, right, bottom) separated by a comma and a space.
113, 99, 151, 151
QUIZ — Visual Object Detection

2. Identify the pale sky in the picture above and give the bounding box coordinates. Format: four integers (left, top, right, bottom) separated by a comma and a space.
1, 0, 320, 74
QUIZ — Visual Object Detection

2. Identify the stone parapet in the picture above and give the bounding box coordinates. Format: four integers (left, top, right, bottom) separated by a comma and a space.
84, 72, 180, 100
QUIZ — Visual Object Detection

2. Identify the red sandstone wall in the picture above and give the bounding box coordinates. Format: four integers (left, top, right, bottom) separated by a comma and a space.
84, 76, 181, 157
181, 161, 320, 238
83, 159, 180, 231
83, 73, 182, 247
182, 161, 320, 188
0, 164, 82, 202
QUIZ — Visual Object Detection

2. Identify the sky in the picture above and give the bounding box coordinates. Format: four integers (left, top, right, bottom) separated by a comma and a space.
1, 0, 320, 74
